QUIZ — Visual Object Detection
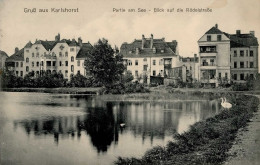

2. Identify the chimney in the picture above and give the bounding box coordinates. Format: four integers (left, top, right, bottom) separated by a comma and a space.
15, 47, 19, 53
150, 34, 153, 48
142, 34, 145, 49
55, 33, 60, 41
136, 47, 139, 55
236, 30, 241, 36
250, 31, 255, 37
78, 37, 83, 47
215, 24, 218, 29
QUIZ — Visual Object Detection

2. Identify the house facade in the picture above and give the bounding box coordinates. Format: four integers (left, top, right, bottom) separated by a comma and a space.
5, 34, 92, 80
198, 24, 231, 87
120, 34, 182, 84
229, 30, 259, 82
181, 54, 199, 82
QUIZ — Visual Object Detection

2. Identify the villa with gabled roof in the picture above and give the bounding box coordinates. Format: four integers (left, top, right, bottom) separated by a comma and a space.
120, 34, 182, 84
6, 34, 93, 80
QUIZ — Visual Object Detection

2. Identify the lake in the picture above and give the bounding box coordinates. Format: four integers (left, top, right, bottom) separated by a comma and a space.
0, 92, 220, 165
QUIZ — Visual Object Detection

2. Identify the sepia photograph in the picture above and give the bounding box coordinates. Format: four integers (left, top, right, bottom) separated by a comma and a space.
0, 0, 260, 164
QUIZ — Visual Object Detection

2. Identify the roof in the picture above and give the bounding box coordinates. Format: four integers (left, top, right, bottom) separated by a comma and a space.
6, 48, 24, 62
76, 43, 93, 59
205, 26, 223, 34
24, 41, 33, 48
229, 34, 258, 47
204, 25, 258, 47
182, 57, 199, 62
34, 40, 58, 50
0, 50, 8, 58
120, 37, 177, 58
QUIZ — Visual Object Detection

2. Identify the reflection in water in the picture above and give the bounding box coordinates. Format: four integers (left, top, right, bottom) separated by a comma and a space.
13, 95, 220, 155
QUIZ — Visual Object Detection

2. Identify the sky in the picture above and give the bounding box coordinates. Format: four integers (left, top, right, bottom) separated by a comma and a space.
0, 0, 259, 57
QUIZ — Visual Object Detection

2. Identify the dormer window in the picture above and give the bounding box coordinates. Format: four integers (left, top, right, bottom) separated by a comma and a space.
153, 47, 156, 53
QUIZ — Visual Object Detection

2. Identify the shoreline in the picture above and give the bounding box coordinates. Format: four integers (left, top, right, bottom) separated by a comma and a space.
115, 94, 260, 165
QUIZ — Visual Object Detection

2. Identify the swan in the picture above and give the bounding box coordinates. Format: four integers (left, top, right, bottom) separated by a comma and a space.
220, 97, 232, 109
120, 123, 125, 127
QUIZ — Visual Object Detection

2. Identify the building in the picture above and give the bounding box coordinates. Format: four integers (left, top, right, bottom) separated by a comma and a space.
181, 54, 199, 82
5, 34, 93, 80
198, 24, 231, 87
228, 30, 259, 82
0, 50, 8, 70
198, 24, 258, 87
120, 34, 182, 84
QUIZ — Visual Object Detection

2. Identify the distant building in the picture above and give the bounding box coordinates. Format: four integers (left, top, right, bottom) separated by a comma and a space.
0, 50, 8, 70
5, 34, 93, 80
120, 34, 182, 84
181, 54, 199, 82
228, 30, 259, 82
198, 24, 259, 87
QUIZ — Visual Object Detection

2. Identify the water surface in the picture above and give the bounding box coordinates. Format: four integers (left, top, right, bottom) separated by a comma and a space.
0, 92, 220, 165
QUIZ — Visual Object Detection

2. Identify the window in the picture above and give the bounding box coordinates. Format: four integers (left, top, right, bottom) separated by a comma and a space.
16, 71, 18, 75
234, 74, 237, 80
71, 65, 74, 72
250, 50, 253, 57
219, 72, 221, 78
240, 73, 244, 80
234, 50, 237, 57
234, 62, 237, 68
210, 59, 214, 66
246, 50, 248, 56
26, 49, 29, 53
250, 74, 254, 79
32, 62, 34, 67
217, 35, 221, 41
41, 61, 44, 66
246, 61, 248, 68
71, 56, 74, 62
36, 71, 39, 75
159, 59, 164, 65
65, 61, 68, 66
153, 70, 156, 76
26, 66, 29, 72
16, 62, 19, 67
77, 60, 80, 66
20, 62, 23, 67
77, 70, 80, 74
36, 62, 39, 67
52, 61, 56, 67
143, 65, 147, 71
128, 60, 132, 66
59, 52, 62, 57
225, 73, 228, 79
135, 70, 138, 77
36, 52, 39, 57
153, 60, 156, 65
70, 48, 74, 52
200, 46, 216, 53
240, 62, 244, 68
143, 58, 147, 62
135, 60, 138, 65
240, 50, 244, 57
65, 52, 68, 57
20, 71, 23, 77
207, 35, 211, 41
26, 57, 29, 63
32, 53, 34, 57
250, 62, 254, 68
60, 61, 62, 66
65, 70, 68, 77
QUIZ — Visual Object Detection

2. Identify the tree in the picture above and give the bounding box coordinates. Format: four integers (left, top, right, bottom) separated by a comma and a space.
85, 38, 125, 87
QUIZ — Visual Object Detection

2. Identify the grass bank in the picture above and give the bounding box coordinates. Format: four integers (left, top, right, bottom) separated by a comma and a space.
115, 94, 259, 165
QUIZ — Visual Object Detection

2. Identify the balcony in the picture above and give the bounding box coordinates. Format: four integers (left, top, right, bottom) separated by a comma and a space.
200, 52, 217, 57
44, 54, 57, 60
200, 62, 216, 69
164, 64, 172, 69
